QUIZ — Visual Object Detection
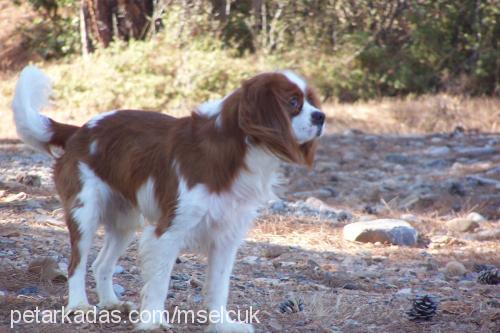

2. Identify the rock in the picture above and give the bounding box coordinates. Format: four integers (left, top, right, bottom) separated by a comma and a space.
343, 219, 418, 246
269, 200, 286, 213
362, 205, 377, 215
400, 193, 437, 210
400, 214, 418, 222
455, 146, 497, 157
267, 198, 343, 220
191, 294, 202, 303
466, 212, 486, 223
385, 153, 409, 165
307, 259, 320, 269
449, 182, 466, 196
18, 286, 38, 295
16, 173, 42, 187
190, 278, 203, 289
268, 318, 283, 331
396, 288, 412, 295
466, 175, 500, 190
28, 257, 67, 282
458, 280, 475, 287
342, 319, 360, 330
452, 125, 465, 136
336, 211, 352, 222
293, 188, 333, 198
305, 197, 331, 211
113, 284, 125, 296
426, 159, 451, 169
486, 166, 500, 175
172, 282, 188, 291
430, 235, 452, 244
321, 271, 355, 288
342, 283, 359, 290
426, 146, 451, 156
446, 218, 479, 233
262, 245, 286, 259
171, 273, 190, 281
255, 277, 281, 286
466, 228, 500, 241
445, 261, 466, 277
114, 265, 124, 274
242, 256, 259, 265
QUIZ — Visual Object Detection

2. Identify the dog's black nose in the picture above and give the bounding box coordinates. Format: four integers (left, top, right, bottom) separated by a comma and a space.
311, 111, 325, 125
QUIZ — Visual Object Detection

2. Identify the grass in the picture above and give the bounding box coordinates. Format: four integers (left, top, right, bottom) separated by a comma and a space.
324, 94, 500, 134
1, 62, 498, 140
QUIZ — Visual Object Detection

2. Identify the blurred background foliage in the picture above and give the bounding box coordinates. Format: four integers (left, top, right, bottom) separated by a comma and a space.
7, 0, 500, 112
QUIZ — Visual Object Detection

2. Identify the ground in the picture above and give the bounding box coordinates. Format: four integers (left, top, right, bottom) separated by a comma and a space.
0, 117, 499, 332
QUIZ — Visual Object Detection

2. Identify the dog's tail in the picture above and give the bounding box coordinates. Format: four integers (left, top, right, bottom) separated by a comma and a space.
12, 65, 79, 157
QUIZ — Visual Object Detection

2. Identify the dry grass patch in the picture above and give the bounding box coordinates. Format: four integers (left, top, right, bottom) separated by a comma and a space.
324, 94, 500, 134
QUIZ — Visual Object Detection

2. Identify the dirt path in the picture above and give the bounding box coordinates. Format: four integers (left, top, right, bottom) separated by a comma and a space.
0, 130, 499, 332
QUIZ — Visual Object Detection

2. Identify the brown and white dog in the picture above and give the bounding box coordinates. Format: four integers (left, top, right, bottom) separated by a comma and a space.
12, 66, 325, 332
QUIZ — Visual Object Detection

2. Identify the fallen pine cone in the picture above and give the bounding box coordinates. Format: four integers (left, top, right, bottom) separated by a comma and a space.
406, 295, 438, 321
477, 268, 499, 285
279, 298, 304, 314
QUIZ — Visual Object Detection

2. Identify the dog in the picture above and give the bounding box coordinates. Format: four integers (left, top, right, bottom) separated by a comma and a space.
12, 66, 325, 332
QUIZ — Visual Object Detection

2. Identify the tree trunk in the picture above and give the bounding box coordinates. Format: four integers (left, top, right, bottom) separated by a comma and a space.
80, 0, 154, 50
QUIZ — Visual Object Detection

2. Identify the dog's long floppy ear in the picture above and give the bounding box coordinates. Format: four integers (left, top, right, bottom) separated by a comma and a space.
238, 73, 312, 165
300, 140, 317, 167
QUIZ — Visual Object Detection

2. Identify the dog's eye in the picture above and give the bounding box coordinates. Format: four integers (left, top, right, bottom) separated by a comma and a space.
289, 97, 299, 108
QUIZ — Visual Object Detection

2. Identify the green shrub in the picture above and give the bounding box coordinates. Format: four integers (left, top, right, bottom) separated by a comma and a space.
18, 0, 499, 105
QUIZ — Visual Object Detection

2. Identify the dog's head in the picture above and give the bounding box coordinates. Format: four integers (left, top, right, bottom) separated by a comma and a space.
238, 71, 324, 166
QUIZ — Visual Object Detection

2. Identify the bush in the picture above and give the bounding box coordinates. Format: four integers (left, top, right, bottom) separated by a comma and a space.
18, 0, 499, 104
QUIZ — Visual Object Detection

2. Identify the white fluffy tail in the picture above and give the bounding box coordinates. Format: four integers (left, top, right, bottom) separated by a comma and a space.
12, 65, 54, 153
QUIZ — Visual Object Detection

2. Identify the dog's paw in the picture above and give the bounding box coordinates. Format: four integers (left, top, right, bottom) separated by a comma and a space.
205, 322, 254, 333
133, 320, 172, 331
98, 300, 136, 314
65, 302, 94, 315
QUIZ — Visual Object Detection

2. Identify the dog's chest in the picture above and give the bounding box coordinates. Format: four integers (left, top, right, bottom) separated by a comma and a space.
179, 148, 280, 249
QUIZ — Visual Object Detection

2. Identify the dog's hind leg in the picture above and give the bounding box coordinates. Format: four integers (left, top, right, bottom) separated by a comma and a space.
93, 209, 139, 312
65, 163, 109, 313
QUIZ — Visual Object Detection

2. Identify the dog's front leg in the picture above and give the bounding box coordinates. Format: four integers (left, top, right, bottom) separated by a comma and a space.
205, 241, 254, 333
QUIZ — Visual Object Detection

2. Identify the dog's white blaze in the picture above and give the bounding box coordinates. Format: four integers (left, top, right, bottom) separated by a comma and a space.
86, 111, 117, 128
89, 140, 98, 155
291, 99, 321, 143
281, 70, 306, 92
280, 70, 323, 143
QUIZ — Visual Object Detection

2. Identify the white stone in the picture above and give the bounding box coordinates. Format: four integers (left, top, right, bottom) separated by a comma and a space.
466, 212, 486, 223
114, 265, 124, 274
343, 219, 418, 246
426, 146, 451, 155
396, 288, 412, 295
113, 284, 125, 296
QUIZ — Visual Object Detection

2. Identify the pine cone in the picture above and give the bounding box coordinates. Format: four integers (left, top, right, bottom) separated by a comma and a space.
477, 268, 500, 285
279, 298, 304, 314
473, 263, 496, 273
406, 295, 438, 321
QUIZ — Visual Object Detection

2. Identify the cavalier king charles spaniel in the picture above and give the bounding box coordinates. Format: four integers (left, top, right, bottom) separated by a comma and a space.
12, 66, 325, 332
